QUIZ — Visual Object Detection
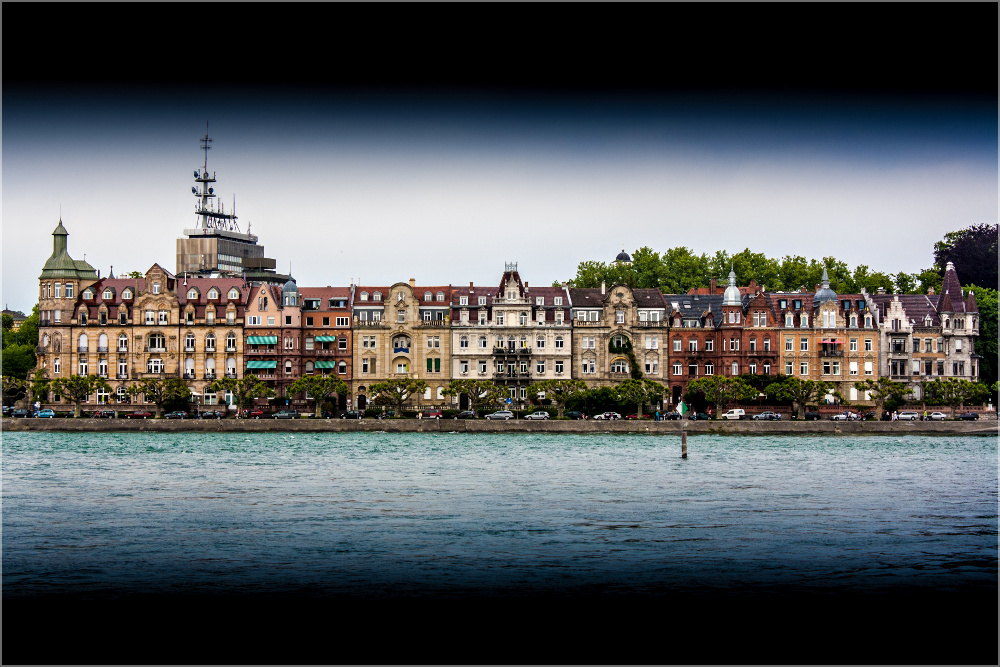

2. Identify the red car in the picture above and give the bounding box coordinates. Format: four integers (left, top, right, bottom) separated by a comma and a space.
625, 414, 652, 420
241, 408, 265, 419
126, 410, 152, 419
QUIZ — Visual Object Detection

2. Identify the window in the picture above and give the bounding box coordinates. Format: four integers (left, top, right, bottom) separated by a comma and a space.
397, 310, 405, 323
337, 361, 346, 375
227, 333, 237, 351
152, 282, 161, 294
53, 357, 60, 374
536, 360, 546, 374
673, 339, 682, 352
460, 335, 469, 349
496, 313, 504, 325
554, 297, 563, 306
763, 338, 770, 352
864, 338, 873, 352
832, 362, 840, 375
248, 316, 260, 325
611, 359, 629, 374
863, 361, 873, 375
437, 292, 445, 302
536, 336, 545, 349
704, 339, 713, 352
823, 361, 831, 375
374, 292, 382, 302
338, 337, 347, 350
800, 362, 808, 375
478, 361, 487, 374
118, 333, 129, 352
730, 339, 739, 351
555, 360, 564, 374
120, 312, 128, 325
749, 338, 757, 351
185, 333, 196, 351
397, 292, 404, 303
646, 358, 659, 374
616, 311, 625, 324
158, 310, 169, 325
424, 292, 432, 301
56, 283, 64, 298
478, 336, 488, 349
147, 358, 163, 373
145, 310, 155, 325
396, 362, 408, 373
785, 313, 793, 327
800, 338, 808, 351
672, 362, 682, 375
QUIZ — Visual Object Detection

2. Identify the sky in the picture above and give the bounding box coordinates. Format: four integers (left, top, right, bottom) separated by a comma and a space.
2, 85, 996, 315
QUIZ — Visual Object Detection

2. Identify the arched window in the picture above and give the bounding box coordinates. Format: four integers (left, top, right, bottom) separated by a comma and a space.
305, 361, 314, 375
611, 359, 629, 373
226, 357, 236, 376
187, 288, 199, 300
479, 336, 487, 349
460, 335, 469, 348
801, 314, 809, 328
732, 362, 739, 375
122, 288, 133, 300
285, 360, 292, 375
228, 288, 240, 300
785, 313, 793, 327
103, 288, 114, 300
185, 333, 196, 351
226, 332, 237, 351
360, 291, 369, 301
116, 333, 128, 352
205, 357, 216, 377
208, 288, 219, 300
98, 333, 108, 352
520, 312, 528, 326
436, 292, 445, 302
373, 292, 382, 301
83, 288, 94, 300
424, 292, 432, 301
79, 333, 89, 351
205, 333, 216, 351
79, 308, 88, 324
338, 361, 347, 374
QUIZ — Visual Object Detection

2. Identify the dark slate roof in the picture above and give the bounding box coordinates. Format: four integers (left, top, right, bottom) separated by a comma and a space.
664, 293, 723, 326
870, 294, 940, 326
939, 262, 966, 312
568, 288, 605, 307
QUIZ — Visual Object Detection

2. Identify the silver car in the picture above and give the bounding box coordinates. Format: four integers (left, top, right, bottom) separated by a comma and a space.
897, 411, 920, 421
524, 411, 550, 420
485, 411, 514, 420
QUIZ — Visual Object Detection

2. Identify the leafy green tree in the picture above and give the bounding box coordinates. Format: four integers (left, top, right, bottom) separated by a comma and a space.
525, 379, 589, 417
893, 271, 918, 294
968, 284, 997, 389
771, 377, 836, 419
2, 375, 27, 405
732, 248, 780, 291
1, 313, 13, 338
1, 344, 37, 380
933, 224, 998, 291
854, 377, 911, 419
129, 377, 191, 418
565, 385, 626, 416
613, 378, 665, 418
658, 246, 710, 294
914, 268, 943, 296
14, 306, 40, 349
51, 374, 112, 418
922, 378, 989, 414
775, 255, 811, 292
368, 378, 428, 415
288, 374, 349, 417
687, 374, 757, 416
28, 368, 50, 405
444, 378, 507, 414
209, 374, 274, 416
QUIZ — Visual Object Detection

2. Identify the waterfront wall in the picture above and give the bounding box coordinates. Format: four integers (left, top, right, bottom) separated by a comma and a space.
4, 417, 996, 436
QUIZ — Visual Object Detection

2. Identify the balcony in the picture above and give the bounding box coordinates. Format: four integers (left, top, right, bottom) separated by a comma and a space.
117, 347, 128, 353
393, 347, 410, 354
493, 346, 532, 356
818, 350, 844, 358
225, 371, 238, 379
97, 346, 108, 353
146, 347, 167, 353
36, 346, 45, 354
117, 373, 129, 380
418, 321, 449, 328
78, 346, 89, 353
573, 320, 605, 327
246, 346, 277, 354
204, 372, 217, 380
355, 320, 387, 328
635, 321, 666, 328
183, 371, 196, 379
493, 372, 531, 381
747, 349, 774, 356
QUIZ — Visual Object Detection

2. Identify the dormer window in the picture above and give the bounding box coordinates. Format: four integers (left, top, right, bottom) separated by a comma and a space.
188, 288, 199, 300
554, 297, 562, 306
122, 288, 133, 300
397, 292, 404, 303
436, 292, 445, 302
208, 288, 219, 300
374, 292, 382, 302
785, 313, 793, 327
153, 282, 161, 294
228, 288, 240, 300
424, 292, 432, 301
360, 292, 369, 301
459, 296, 468, 306
103, 288, 114, 300
478, 296, 487, 306
83, 288, 93, 300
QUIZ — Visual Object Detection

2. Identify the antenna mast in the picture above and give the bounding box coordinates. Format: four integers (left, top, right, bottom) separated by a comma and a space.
192, 125, 240, 233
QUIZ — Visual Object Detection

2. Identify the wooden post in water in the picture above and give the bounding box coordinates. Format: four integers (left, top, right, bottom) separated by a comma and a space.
681, 419, 688, 459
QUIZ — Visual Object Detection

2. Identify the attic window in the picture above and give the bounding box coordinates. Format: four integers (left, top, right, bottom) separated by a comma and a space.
360, 292, 369, 301
208, 288, 219, 299
83, 289, 94, 300
103, 288, 114, 300
436, 292, 445, 302
122, 288, 133, 300
153, 282, 160, 294
228, 288, 240, 299
188, 288, 198, 300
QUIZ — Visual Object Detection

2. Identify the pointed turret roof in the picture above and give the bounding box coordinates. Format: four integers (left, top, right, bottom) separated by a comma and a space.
722, 270, 742, 306
938, 261, 966, 312
813, 266, 838, 305
39, 219, 97, 279
965, 290, 978, 313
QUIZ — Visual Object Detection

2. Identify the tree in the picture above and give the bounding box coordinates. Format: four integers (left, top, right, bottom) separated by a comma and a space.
1, 344, 37, 380
443, 379, 507, 414
28, 368, 50, 405
524, 378, 589, 418
968, 284, 997, 389
127, 377, 192, 418
2, 375, 27, 406
613, 378, 665, 418
1, 313, 13, 337
51, 374, 112, 418
288, 374, 348, 417
770, 377, 836, 419
933, 224, 998, 292
686, 374, 757, 416
854, 377, 911, 419
209, 374, 274, 416
922, 378, 989, 414
368, 378, 428, 415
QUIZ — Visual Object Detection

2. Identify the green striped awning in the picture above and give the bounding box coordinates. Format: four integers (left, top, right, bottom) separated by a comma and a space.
315, 361, 337, 369
314, 336, 338, 342
247, 336, 278, 345
247, 360, 277, 369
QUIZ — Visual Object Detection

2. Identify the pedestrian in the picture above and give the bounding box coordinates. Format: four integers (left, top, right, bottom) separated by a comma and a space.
923, 410, 928, 421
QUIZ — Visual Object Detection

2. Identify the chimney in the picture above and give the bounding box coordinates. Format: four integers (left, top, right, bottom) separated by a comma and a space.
710, 278, 717, 293
927, 286, 935, 295
469, 281, 473, 287
409, 278, 416, 288
601, 281, 606, 295
524, 282, 529, 289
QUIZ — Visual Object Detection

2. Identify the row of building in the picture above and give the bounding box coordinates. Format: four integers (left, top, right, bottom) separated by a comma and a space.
35, 220, 981, 413
31, 134, 982, 413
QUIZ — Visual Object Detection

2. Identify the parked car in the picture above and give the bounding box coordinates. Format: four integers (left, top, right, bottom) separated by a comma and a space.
273, 409, 299, 419
662, 412, 681, 420
419, 409, 442, 419
127, 410, 152, 419
524, 411, 550, 420
803, 412, 820, 421
927, 411, 948, 421
564, 411, 583, 420
593, 412, 622, 420
454, 410, 476, 419
692, 412, 712, 421
36, 408, 56, 418
897, 411, 920, 421
91, 409, 115, 418
958, 412, 980, 421
829, 412, 854, 421
13, 408, 29, 418
753, 411, 781, 421
2, 406, 13, 416
485, 411, 514, 420
164, 411, 187, 419
625, 414, 651, 420
862, 411, 878, 421
720, 409, 746, 420
343, 410, 361, 419
241, 409, 265, 419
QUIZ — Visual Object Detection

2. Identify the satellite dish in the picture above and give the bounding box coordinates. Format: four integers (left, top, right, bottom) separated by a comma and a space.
208, 188, 214, 194
194, 170, 199, 178
191, 187, 197, 194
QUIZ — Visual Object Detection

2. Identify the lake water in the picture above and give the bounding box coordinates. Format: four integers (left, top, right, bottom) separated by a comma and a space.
3, 431, 996, 600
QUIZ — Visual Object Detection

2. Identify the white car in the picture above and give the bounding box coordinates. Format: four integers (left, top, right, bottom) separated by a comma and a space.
897, 411, 920, 421
720, 409, 745, 420
485, 411, 514, 420
524, 411, 550, 420
593, 412, 622, 420
927, 411, 948, 421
